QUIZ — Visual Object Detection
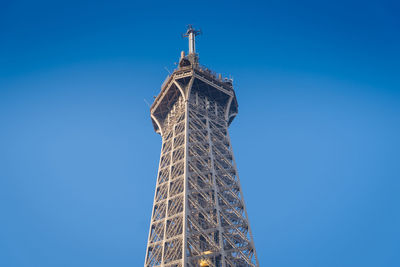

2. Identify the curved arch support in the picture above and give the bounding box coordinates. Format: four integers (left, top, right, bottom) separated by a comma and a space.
186, 76, 195, 100
228, 112, 238, 126
151, 113, 163, 136
224, 95, 233, 122
173, 80, 186, 102
151, 79, 185, 130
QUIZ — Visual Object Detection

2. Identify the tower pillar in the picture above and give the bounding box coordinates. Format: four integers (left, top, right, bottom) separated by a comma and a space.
145, 26, 259, 267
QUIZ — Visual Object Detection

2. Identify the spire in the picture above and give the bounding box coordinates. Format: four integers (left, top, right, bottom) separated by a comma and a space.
183, 25, 201, 55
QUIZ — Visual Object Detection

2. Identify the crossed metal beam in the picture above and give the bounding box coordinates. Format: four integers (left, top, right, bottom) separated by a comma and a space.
145, 65, 259, 267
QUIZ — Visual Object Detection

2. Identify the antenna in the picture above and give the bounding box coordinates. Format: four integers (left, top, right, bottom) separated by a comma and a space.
183, 25, 201, 55
164, 67, 171, 74
143, 98, 151, 108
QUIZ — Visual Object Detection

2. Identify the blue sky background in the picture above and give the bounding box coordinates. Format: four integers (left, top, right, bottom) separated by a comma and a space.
1, 0, 399, 266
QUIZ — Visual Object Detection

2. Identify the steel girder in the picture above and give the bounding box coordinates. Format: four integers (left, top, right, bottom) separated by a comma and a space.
145, 69, 258, 267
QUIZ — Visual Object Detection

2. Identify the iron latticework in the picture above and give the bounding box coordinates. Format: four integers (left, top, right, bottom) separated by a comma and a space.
145, 26, 259, 267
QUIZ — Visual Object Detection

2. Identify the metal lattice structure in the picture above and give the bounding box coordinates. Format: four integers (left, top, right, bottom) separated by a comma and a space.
145, 26, 259, 267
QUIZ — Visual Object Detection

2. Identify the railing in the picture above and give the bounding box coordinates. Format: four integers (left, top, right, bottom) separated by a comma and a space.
197, 64, 218, 80
160, 75, 171, 90
160, 58, 234, 92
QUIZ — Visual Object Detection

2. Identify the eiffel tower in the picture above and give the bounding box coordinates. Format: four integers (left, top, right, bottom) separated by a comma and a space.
145, 25, 259, 267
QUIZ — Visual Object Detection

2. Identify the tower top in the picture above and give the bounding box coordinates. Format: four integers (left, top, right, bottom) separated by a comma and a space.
183, 25, 201, 55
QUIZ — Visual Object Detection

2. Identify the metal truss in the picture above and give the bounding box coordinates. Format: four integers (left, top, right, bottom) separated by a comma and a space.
145, 45, 259, 267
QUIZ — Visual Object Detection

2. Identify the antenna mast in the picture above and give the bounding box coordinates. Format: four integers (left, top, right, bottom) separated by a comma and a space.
183, 25, 201, 55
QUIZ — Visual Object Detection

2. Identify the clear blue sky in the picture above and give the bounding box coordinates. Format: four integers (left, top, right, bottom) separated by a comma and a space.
1, 0, 399, 266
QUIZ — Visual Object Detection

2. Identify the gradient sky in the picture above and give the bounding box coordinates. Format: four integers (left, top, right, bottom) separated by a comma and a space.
1, 1, 399, 266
